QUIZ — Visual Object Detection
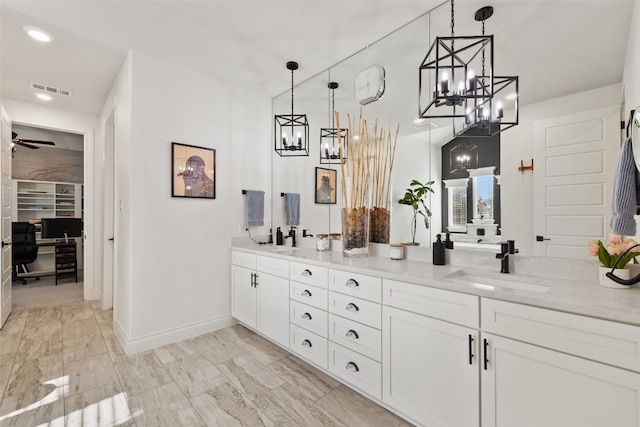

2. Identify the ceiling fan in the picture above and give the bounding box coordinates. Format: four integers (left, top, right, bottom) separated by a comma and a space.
11, 131, 55, 149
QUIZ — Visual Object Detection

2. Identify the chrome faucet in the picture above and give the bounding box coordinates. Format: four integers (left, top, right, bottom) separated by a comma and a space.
496, 242, 510, 273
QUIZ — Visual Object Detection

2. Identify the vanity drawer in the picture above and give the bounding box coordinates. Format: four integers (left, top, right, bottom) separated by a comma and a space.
290, 300, 328, 338
482, 298, 640, 372
290, 282, 328, 310
328, 341, 381, 400
329, 292, 381, 330
231, 251, 256, 270
290, 262, 328, 288
290, 324, 328, 370
329, 269, 382, 303
329, 313, 381, 362
383, 279, 479, 328
257, 255, 289, 279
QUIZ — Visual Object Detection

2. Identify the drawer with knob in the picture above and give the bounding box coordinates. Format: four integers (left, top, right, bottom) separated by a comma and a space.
328, 292, 381, 329
328, 341, 381, 400
290, 262, 328, 288
290, 300, 328, 338
329, 269, 382, 303
329, 313, 381, 362
290, 282, 328, 310
290, 324, 328, 369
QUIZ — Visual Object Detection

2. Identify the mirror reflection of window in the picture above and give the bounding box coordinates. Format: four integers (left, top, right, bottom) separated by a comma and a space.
473, 175, 494, 219
448, 186, 468, 229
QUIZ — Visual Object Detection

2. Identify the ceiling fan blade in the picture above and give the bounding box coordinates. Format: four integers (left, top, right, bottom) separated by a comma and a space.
15, 141, 40, 149
15, 139, 55, 145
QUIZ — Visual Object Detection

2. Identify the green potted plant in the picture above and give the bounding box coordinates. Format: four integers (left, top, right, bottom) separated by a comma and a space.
398, 179, 434, 245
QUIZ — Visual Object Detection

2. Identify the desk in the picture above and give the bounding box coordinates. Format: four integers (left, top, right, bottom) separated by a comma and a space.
36, 240, 78, 285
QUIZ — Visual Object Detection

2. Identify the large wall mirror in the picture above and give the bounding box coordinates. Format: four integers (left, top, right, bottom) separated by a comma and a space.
271, 1, 633, 258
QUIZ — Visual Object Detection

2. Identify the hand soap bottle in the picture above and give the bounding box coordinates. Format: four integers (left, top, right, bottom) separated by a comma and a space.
433, 234, 446, 265
276, 227, 284, 245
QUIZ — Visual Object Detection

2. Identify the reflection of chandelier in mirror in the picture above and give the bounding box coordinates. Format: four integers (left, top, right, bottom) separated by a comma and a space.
418, 0, 519, 137
274, 61, 309, 157
450, 142, 478, 173
320, 82, 348, 164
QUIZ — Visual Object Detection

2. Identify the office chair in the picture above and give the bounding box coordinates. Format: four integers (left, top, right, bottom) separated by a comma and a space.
12, 222, 39, 285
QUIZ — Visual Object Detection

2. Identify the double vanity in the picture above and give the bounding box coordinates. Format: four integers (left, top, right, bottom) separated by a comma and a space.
231, 240, 640, 427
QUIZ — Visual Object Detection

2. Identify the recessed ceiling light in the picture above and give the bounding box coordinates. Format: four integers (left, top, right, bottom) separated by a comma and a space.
23, 26, 54, 42
35, 93, 53, 101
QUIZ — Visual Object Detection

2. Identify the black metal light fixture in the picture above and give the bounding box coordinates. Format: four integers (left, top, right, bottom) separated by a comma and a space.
320, 82, 348, 164
275, 61, 309, 157
418, 1, 518, 136
450, 142, 478, 173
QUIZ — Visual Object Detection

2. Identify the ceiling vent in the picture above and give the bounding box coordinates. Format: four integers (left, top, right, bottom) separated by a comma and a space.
30, 82, 72, 97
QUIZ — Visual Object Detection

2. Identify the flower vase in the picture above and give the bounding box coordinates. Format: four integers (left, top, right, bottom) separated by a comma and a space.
598, 266, 632, 289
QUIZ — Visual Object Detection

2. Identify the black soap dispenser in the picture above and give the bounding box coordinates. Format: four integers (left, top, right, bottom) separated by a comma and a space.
276, 227, 284, 245
445, 233, 454, 249
433, 234, 446, 265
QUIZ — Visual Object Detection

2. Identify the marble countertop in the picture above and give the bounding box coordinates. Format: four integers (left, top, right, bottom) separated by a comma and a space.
231, 240, 640, 327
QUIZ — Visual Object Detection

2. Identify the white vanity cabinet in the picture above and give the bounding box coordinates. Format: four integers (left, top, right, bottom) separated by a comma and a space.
289, 261, 329, 369
231, 251, 290, 348
382, 279, 480, 427
481, 298, 640, 427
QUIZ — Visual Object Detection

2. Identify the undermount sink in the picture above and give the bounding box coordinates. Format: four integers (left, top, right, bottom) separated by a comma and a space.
444, 269, 551, 293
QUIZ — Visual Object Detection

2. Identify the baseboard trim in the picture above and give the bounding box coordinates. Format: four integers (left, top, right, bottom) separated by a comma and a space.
114, 314, 237, 355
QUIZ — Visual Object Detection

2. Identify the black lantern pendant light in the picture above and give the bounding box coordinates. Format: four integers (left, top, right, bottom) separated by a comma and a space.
465, 6, 519, 136
320, 82, 348, 164
275, 61, 309, 157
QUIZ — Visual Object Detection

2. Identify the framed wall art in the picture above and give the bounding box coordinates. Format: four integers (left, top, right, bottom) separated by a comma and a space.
315, 167, 336, 204
172, 142, 216, 199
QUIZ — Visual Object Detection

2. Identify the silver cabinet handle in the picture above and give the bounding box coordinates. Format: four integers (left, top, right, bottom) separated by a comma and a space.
346, 329, 359, 339
346, 302, 359, 312
346, 362, 359, 372
302, 312, 312, 320
301, 290, 312, 297
346, 278, 359, 287
302, 339, 312, 348
302, 269, 312, 277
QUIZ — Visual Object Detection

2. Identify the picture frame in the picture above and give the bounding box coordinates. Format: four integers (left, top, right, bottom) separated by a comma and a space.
172, 142, 216, 199
315, 167, 336, 204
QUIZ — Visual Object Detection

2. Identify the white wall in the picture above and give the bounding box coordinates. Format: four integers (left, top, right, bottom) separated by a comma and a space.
109, 50, 271, 353
624, 0, 640, 111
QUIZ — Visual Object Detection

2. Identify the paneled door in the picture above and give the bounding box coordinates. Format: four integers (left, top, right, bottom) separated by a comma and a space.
0, 106, 12, 327
533, 106, 619, 259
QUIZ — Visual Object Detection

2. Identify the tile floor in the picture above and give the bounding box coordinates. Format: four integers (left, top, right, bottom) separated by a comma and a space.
0, 300, 413, 426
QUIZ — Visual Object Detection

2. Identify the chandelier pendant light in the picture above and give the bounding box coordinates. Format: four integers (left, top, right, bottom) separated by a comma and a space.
320, 82, 348, 164
418, 1, 519, 136
275, 61, 309, 157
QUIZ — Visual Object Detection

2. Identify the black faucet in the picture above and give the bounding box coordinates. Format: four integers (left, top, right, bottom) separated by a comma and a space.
303, 229, 313, 237
286, 226, 297, 247
496, 242, 510, 273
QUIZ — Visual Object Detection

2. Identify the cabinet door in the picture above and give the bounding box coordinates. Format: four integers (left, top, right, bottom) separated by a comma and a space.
257, 272, 289, 348
382, 306, 479, 427
482, 333, 640, 427
231, 264, 256, 329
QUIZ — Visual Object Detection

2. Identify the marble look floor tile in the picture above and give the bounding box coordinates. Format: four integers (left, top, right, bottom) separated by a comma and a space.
154, 340, 197, 365
104, 336, 128, 364
189, 332, 245, 365
167, 354, 228, 399
0, 389, 65, 427
217, 354, 285, 400
0, 352, 15, 386
61, 318, 101, 341
64, 352, 120, 398
128, 381, 205, 427
268, 355, 341, 401
235, 334, 289, 366
4, 354, 63, 400
64, 382, 136, 426
16, 333, 63, 360
114, 351, 173, 396
61, 304, 95, 324
0, 332, 22, 356
99, 322, 116, 340
254, 383, 347, 427
63, 333, 108, 364
0, 311, 27, 336
317, 385, 413, 427
26, 306, 62, 323
190, 383, 275, 427
93, 307, 113, 326
21, 318, 62, 341
214, 324, 255, 342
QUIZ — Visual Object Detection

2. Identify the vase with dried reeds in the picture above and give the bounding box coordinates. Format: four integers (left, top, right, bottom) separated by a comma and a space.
369, 121, 399, 244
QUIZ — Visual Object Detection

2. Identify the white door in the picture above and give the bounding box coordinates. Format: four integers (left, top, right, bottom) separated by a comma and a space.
533, 106, 619, 259
382, 306, 480, 427
0, 106, 12, 327
256, 272, 289, 348
231, 264, 257, 329
102, 111, 115, 310
482, 333, 640, 427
